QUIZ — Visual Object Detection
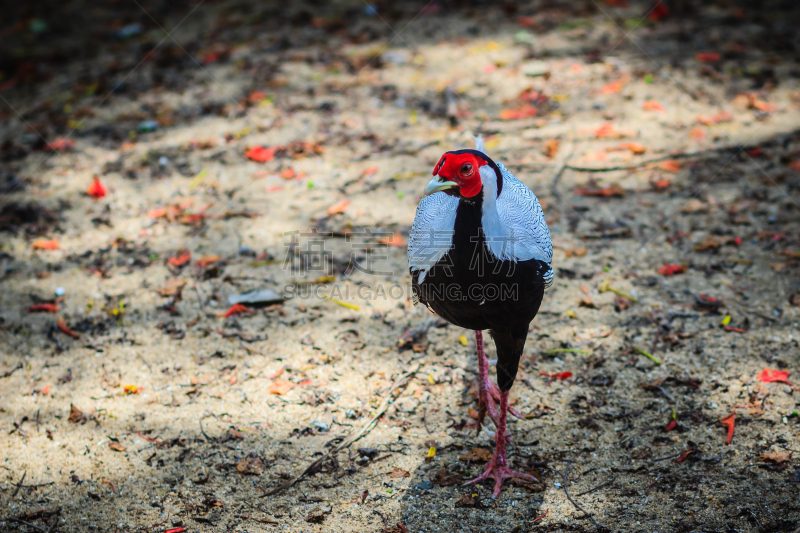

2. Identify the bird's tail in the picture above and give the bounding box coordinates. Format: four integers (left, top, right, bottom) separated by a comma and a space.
474, 134, 486, 154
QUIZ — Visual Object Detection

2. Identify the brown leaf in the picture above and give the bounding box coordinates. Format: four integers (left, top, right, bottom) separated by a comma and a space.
564, 248, 587, 258
236, 456, 264, 475
578, 295, 597, 309
431, 468, 464, 486
388, 467, 411, 479
760, 451, 792, 463
108, 442, 126, 452
680, 199, 709, 213
694, 235, 722, 252
68, 404, 87, 424
157, 278, 188, 297
456, 494, 480, 508
460, 448, 492, 462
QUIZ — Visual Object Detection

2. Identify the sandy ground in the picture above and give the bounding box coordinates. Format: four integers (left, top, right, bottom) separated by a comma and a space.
1, 1, 800, 532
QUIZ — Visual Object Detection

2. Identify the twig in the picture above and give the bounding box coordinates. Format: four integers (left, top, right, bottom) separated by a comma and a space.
9, 519, 47, 532
574, 479, 615, 497
198, 417, 212, 442
261, 365, 420, 497
12, 470, 26, 497
550, 133, 577, 201
562, 461, 600, 528
564, 151, 706, 173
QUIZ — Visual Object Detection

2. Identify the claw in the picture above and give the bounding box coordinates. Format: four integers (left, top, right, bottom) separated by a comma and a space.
465, 461, 539, 499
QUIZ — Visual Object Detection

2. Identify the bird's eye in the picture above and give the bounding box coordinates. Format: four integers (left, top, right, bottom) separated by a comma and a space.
460, 163, 473, 176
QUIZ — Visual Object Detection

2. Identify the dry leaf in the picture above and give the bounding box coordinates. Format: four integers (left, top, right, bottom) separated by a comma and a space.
268, 379, 295, 395
388, 467, 411, 478
680, 199, 709, 213
157, 278, 188, 297
109, 442, 126, 452
68, 404, 87, 424
543, 139, 560, 158
327, 200, 349, 216
236, 456, 264, 474
460, 447, 492, 462
760, 451, 792, 463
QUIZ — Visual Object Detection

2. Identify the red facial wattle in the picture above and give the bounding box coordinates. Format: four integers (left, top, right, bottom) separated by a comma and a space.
432, 153, 485, 198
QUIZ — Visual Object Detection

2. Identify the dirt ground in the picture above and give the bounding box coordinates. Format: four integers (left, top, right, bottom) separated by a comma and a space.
1, 1, 800, 532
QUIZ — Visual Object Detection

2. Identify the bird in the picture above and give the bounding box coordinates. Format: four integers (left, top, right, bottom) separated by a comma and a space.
408, 136, 553, 497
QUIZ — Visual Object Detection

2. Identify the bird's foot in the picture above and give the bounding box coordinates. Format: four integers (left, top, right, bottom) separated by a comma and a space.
464, 454, 538, 498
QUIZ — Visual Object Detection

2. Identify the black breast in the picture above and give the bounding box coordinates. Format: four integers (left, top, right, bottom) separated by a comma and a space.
411, 195, 548, 334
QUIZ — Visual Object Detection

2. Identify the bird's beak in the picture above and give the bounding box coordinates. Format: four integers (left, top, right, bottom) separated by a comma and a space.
423, 177, 458, 197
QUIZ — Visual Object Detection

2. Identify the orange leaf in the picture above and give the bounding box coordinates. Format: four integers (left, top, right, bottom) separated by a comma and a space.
594, 122, 618, 138
619, 142, 646, 155
32, 239, 60, 250
327, 200, 350, 216
752, 99, 776, 112
216, 303, 253, 318
267, 368, 285, 379
280, 168, 296, 179
148, 208, 167, 218
696, 110, 732, 125
690, 127, 706, 140
123, 384, 142, 394
696, 52, 721, 62
362, 166, 379, 176
28, 303, 59, 313
44, 138, 74, 152
499, 106, 538, 120
56, 318, 79, 339
87, 176, 107, 199
657, 160, 681, 172
41, 384, 50, 395
652, 179, 671, 191
168, 251, 191, 267
377, 234, 407, 246
268, 379, 295, 395
245, 146, 276, 162
196, 255, 221, 267
642, 100, 664, 112
600, 79, 626, 94
758, 368, 796, 389
719, 412, 735, 444
543, 139, 560, 158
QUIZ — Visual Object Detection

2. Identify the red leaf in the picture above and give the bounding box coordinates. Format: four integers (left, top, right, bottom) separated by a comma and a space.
165, 528, 186, 533
44, 138, 74, 152
87, 176, 107, 199
675, 450, 694, 462
168, 251, 191, 267
648, 1, 669, 21
696, 52, 721, 62
56, 318, 80, 339
28, 303, 59, 313
245, 146, 276, 162
720, 412, 735, 444
723, 326, 745, 333
658, 263, 686, 276
758, 368, 796, 389
665, 420, 677, 432
539, 371, 572, 380
217, 304, 253, 318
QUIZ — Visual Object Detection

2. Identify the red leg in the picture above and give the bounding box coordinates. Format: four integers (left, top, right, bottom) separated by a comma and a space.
468, 331, 522, 435
465, 389, 538, 498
